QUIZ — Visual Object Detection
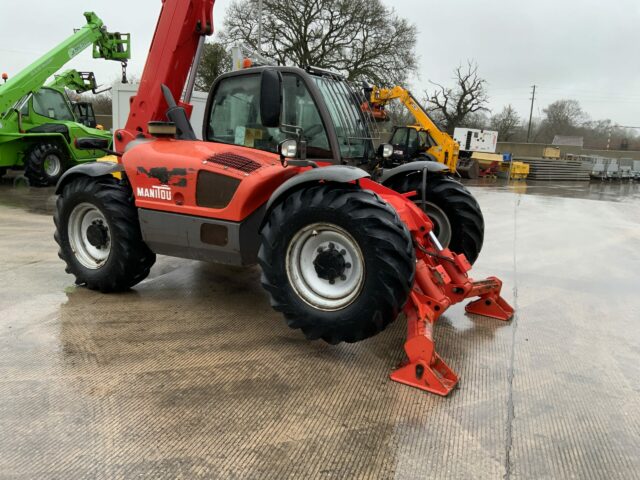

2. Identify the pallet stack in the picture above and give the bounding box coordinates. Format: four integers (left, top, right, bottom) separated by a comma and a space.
514, 157, 590, 181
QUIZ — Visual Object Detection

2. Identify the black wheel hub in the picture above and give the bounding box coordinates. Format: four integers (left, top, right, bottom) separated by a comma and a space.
313, 242, 349, 284
86, 220, 109, 249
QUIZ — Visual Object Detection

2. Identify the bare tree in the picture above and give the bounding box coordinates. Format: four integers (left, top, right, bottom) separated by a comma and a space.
543, 99, 586, 132
489, 105, 520, 141
222, 0, 418, 85
495, 101, 640, 148
425, 61, 489, 133
88, 93, 113, 115
72, 91, 112, 115
195, 41, 232, 92
534, 99, 587, 142
463, 111, 489, 130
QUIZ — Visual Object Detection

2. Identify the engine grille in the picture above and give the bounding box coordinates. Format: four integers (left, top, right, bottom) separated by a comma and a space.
207, 153, 262, 173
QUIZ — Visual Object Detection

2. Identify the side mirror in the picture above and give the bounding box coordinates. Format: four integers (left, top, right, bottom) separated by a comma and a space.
75, 137, 110, 151
260, 69, 282, 128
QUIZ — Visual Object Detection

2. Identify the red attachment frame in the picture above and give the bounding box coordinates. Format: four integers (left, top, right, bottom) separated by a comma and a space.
393, 260, 513, 396
363, 180, 514, 396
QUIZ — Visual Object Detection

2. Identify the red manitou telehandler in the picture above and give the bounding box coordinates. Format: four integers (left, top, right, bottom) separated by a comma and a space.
53, 0, 513, 395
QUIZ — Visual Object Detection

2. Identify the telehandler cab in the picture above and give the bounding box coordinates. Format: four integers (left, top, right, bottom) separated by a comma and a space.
54, 0, 513, 396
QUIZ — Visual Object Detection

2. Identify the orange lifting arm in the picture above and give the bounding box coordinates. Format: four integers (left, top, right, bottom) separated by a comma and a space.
115, 0, 215, 151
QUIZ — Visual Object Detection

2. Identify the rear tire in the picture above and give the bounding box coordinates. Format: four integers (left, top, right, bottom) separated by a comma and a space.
54, 176, 156, 292
259, 184, 415, 344
384, 173, 484, 264
25, 142, 67, 187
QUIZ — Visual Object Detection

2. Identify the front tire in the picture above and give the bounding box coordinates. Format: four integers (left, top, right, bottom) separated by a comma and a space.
24, 142, 68, 187
384, 174, 484, 264
259, 184, 415, 344
54, 176, 156, 292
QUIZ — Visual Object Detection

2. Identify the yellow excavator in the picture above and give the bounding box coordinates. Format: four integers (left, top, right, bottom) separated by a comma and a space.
368, 86, 468, 174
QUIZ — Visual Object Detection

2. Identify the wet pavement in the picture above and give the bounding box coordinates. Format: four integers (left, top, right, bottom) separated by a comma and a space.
0, 176, 639, 479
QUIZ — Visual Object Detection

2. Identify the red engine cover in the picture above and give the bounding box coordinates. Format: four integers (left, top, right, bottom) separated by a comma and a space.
123, 139, 298, 222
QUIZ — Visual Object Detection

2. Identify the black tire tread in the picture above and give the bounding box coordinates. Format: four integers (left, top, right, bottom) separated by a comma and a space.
24, 142, 68, 187
54, 176, 156, 292
385, 174, 484, 263
258, 184, 415, 344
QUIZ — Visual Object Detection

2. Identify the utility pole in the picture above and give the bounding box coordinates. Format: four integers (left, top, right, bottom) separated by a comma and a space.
257, 0, 263, 54
526, 85, 536, 143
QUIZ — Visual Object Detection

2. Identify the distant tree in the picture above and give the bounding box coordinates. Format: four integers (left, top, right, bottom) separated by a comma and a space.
463, 111, 490, 130
221, 0, 418, 84
195, 41, 232, 92
489, 105, 520, 141
71, 91, 112, 115
577, 118, 611, 149
385, 93, 423, 126
425, 61, 490, 133
532, 99, 587, 143
542, 99, 586, 133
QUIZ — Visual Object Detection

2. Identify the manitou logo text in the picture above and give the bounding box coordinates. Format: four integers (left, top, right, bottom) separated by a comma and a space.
137, 185, 172, 201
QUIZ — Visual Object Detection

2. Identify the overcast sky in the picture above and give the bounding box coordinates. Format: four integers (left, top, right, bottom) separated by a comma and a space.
1, 0, 639, 125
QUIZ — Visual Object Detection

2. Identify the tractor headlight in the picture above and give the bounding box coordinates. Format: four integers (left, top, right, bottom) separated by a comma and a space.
280, 139, 298, 159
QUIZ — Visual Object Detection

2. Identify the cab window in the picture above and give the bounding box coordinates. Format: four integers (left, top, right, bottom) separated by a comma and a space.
32, 88, 74, 121
390, 128, 407, 146
207, 73, 331, 158
19, 95, 30, 116
418, 131, 428, 149
418, 130, 436, 150
407, 128, 420, 156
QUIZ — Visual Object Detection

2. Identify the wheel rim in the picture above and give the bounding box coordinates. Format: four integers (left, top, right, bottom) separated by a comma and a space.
415, 200, 452, 248
286, 223, 365, 311
43, 154, 62, 178
67, 203, 111, 269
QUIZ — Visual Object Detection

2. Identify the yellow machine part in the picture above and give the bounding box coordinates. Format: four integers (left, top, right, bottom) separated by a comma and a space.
96, 155, 122, 179
499, 161, 529, 179
542, 147, 561, 159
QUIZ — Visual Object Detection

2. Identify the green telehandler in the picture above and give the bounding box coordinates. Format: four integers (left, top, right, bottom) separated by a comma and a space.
0, 12, 130, 186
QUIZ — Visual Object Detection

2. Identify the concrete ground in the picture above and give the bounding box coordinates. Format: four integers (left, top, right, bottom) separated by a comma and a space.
0, 176, 639, 479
